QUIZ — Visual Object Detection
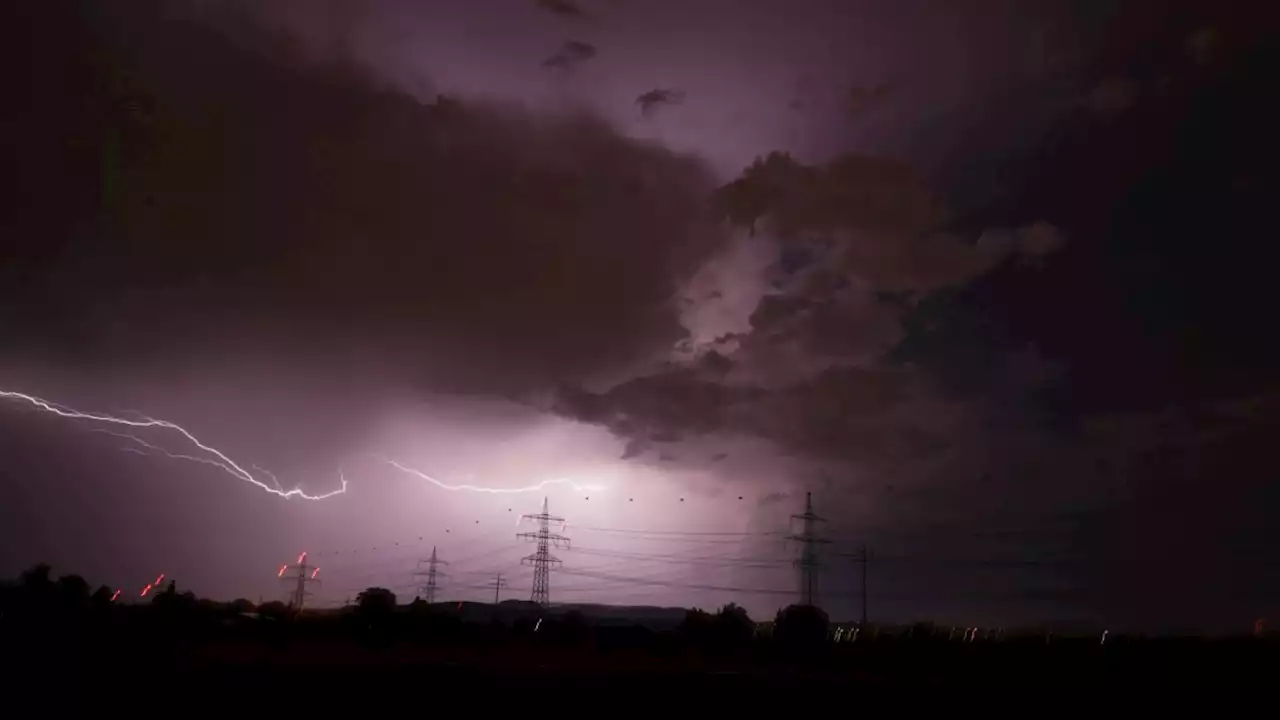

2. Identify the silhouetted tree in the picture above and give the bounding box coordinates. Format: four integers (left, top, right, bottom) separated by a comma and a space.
356, 587, 396, 618
676, 604, 754, 654
151, 581, 198, 617
15, 563, 56, 617
774, 604, 829, 653
560, 609, 588, 642
257, 600, 289, 619
56, 574, 91, 608
228, 598, 255, 615
715, 603, 754, 646
679, 607, 715, 642
91, 585, 115, 608
20, 563, 53, 591
150, 580, 177, 607
909, 621, 938, 643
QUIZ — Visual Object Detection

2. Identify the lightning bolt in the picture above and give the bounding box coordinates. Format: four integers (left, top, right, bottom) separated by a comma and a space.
254, 464, 286, 492
0, 390, 346, 501
93, 428, 242, 475
379, 456, 605, 494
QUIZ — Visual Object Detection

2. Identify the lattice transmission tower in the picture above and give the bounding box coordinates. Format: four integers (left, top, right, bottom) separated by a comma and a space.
787, 492, 829, 607
487, 573, 508, 604
413, 546, 448, 604
277, 551, 321, 610
517, 497, 570, 605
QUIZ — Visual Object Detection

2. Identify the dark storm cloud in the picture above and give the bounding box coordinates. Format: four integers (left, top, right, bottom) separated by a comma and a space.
548, 0, 1280, 627
757, 491, 790, 507
877, 2, 1279, 628
542, 40, 598, 71
553, 146, 1066, 499
556, 361, 762, 443
844, 82, 894, 119
0, 1, 724, 398
535, 0, 586, 20
636, 89, 686, 119
555, 145, 1066, 440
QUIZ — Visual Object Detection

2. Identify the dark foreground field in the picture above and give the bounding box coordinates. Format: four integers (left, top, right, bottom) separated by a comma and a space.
5, 575, 1275, 689
10, 619, 1276, 688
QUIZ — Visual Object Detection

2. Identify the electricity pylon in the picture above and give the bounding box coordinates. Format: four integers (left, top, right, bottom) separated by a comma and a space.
277, 551, 321, 611
517, 497, 569, 605
488, 573, 508, 604
787, 492, 829, 607
414, 546, 448, 604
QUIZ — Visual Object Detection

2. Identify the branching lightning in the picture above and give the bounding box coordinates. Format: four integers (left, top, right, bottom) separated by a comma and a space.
3, 389, 600, 502
0, 390, 346, 501
379, 456, 605, 495
253, 464, 286, 492
93, 428, 241, 476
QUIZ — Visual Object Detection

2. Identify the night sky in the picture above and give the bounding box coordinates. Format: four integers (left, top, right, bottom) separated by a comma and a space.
2, 0, 1276, 633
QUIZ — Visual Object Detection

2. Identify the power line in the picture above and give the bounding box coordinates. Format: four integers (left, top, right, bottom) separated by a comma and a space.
566, 545, 790, 568
295, 515, 1113, 614
555, 567, 1097, 603
562, 534, 760, 545
445, 541, 525, 570
570, 526, 784, 537
558, 568, 796, 596
556, 539, 783, 589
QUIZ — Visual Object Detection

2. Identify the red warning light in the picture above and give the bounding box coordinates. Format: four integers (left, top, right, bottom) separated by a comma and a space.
297, 552, 307, 565
277, 564, 288, 578
310, 567, 320, 579
110, 589, 121, 602
140, 584, 153, 597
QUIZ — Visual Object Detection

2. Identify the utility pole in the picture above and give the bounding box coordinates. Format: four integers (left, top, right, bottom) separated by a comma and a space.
277, 551, 321, 611
859, 543, 869, 626
517, 497, 570, 605
413, 546, 448, 604
787, 492, 829, 607
488, 573, 508, 604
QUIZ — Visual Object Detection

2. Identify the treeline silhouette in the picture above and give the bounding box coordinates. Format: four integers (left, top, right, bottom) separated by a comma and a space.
2, 564, 1274, 685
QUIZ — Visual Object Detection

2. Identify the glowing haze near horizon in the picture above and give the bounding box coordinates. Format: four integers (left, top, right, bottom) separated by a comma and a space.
0, 382, 791, 613
2, 0, 1277, 632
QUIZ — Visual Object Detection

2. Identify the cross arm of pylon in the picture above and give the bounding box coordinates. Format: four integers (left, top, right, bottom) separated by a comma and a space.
518, 512, 565, 523
784, 533, 831, 544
